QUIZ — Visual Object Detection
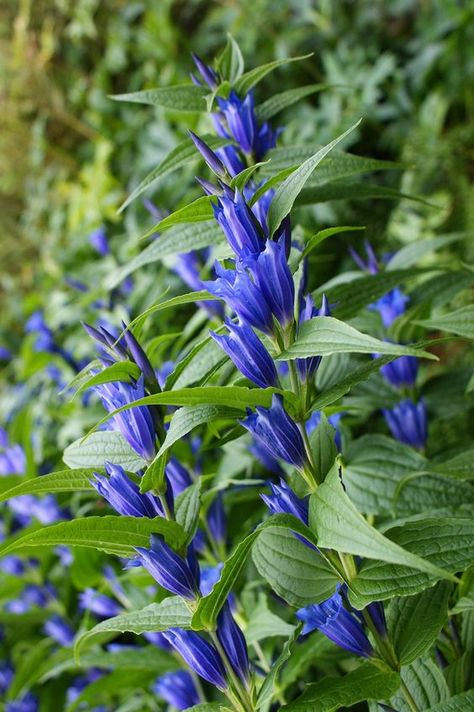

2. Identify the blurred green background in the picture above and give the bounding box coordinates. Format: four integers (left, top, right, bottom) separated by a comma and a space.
1, 0, 473, 338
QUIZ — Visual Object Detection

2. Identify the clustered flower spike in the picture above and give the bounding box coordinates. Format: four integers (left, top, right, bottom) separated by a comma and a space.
383, 399, 427, 449
135, 535, 200, 600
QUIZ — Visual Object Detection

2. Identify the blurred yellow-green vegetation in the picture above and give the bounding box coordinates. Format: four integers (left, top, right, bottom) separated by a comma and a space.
1, 0, 474, 331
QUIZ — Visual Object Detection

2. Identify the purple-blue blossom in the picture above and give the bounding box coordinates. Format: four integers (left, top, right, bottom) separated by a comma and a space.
79, 588, 122, 618
134, 535, 200, 600
382, 399, 428, 449
152, 670, 201, 710
261, 479, 309, 525
212, 190, 264, 258
217, 601, 250, 686
162, 628, 227, 690
380, 354, 418, 387
43, 615, 75, 647
91, 462, 168, 518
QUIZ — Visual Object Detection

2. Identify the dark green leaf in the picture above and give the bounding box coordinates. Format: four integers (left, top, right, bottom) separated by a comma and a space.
0, 468, 95, 503
416, 306, 474, 339
256, 84, 331, 121
234, 54, 313, 95
63, 432, 145, 472
111, 84, 208, 111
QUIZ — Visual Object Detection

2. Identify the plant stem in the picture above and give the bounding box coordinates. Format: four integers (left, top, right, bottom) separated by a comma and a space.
211, 631, 255, 712
399, 678, 421, 712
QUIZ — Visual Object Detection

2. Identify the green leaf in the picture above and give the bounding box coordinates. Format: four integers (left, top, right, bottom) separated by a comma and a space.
111, 84, 208, 111
7, 639, 54, 700
124, 290, 218, 334
234, 54, 313, 95
0, 468, 95, 503
308, 413, 337, 483
429, 448, 474, 480
391, 658, 449, 712
167, 335, 227, 390
72, 361, 140, 397
245, 594, 295, 645
157, 404, 242, 457
175, 481, 201, 543
386, 232, 470, 270
256, 84, 331, 121
296, 180, 434, 207
230, 161, 270, 191
119, 135, 230, 212
310, 464, 457, 582
350, 517, 474, 607
388, 582, 451, 664
63, 431, 145, 472
252, 526, 340, 607
106, 221, 225, 289
75, 596, 191, 658
217, 34, 244, 83
139, 451, 168, 494
426, 690, 474, 711
278, 316, 436, 361
67, 668, 155, 712
281, 662, 400, 711
302, 226, 365, 259
149, 196, 214, 233
416, 306, 474, 339
0, 516, 185, 558
267, 120, 361, 236
256, 625, 301, 710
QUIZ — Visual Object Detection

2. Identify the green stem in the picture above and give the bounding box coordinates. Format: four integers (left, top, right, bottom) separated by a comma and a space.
158, 493, 173, 521
399, 678, 421, 712
211, 631, 255, 712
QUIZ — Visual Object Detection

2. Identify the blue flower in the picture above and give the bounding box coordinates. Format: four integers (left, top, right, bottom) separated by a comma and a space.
241, 394, 307, 470
134, 535, 200, 600
91, 462, 168, 518
121, 323, 157, 387
191, 53, 219, 89
244, 238, 295, 330
261, 479, 309, 525
211, 319, 279, 388
382, 399, 428, 449
215, 144, 246, 177
217, 601, 250, 686
162, 628, 227, 690
371, 288, 409, 328
379, 354, 418, 387
207, 491, 227, 545
165, 458, 193, 498
306, 410, 343, 450
94, 376, 157, 461
89, 226, 109, 256
79, 588, 122, 618
43, 615, 75, 647
24, 310, 55, 353
0, 345, 11, 361
296, 588, 373, 658
143, 631, 172, 650
9, 495, 64, 526
5, 693, 38, 712
173, 251, 224, 319
349, 241, 379, 274
153, 670, 201, 710
189, 131, 226, 177
206, 262, 274, 335
216, 90, 278, 159
0, 662, 13, 695
296, 294, 331, 381
213, 190, 264, 258
0, 442, 26, 476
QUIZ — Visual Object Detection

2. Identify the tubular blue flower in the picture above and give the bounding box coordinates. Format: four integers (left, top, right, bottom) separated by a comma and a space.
0, 555, 25, 575
211, 319, 279, 388
162, 628, 227, 690
153, 670, 201, 710
261, 479, 309, 525
205, 263, 274, 335
91, 462, 167, 518
296, 588, 373, 657
79, 588, 122, 618
25, 310, 55, 353
215, 144, 246, 177
207, 492, 226, 545
191, 53, 219, 89
83, 321, 128, 362
89, 226, 109, 256
241, 395, 307, 470
189, 131, 227, 177
371, 287, 409, 328
382, 399, 428, 449
94, 376, 157, 461
43, 615, 75, 647
0, 443, 26, 475
306, 410, 343, 451
212, 190, 264, 258
349, 241, 379, 274
121, 323, 157, 387
9, 495, 64, 526
173, 251, 224, 319
5, 693, 38, 712
0, 345, 11, 360
244, 238, 295, 329
217, 601, 250, 686
166, 457, 193, 498
134, 535, 200, 600
379, 354, 418, 387
296, 294, 331, 381
216, 90, 278, 159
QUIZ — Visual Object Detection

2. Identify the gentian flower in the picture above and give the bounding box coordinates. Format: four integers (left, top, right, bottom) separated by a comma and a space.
382, 399, 428, 449
210, 319, 279, 388
371, 288, 409, 328
79, 588, 122, 618
306, 410, 342, 451
349, 241, 379, 274
24, 310, 55, 353
121, 323, 157, 387
217, 601, 250, 686
215, 144, 245, 177
91, 462, 168, 518
162, 628, 227, 690
191, 53, 219, 89
173, 251, 224, 319
205, 263, 274, 335
296, 295, 331, 381
94, 376, 157, 461
0, 443, 26, 475
9, 495, 64, 526
380, 354, 418, 387
0, 346, 12, 361
43, 615, 75, 647
166, 458, 193, 497
152, 670, 201, 710
134, 535, 200, 600
89, 226, 109, 256
261, 479, 309, 525
212, 190, 264, 258
5, 693, 38, 712
296, 588, 373, 657
189, 131, 227, 177
207, 492, 226, 545
244, 238, 295, 330
241, 395, 307, 471
215, 90, 278, 159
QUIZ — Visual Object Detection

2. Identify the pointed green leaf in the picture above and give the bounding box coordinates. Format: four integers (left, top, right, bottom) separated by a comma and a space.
234, 54, 313, 95
256, 84, 331, 121
0, 468, 96, 504
416, 306, 474, 340
63, 431, 145, 472
111, 84, 208, 111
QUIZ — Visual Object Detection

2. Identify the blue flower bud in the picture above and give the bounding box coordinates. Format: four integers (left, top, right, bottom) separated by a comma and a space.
380, 354, 418, 387
120, 323, 158, 387
349, 241, 379, 274
43, 615, 75, 647
162, 628, 227, 690
79, 588, 122, 618
91, 462, 168, 518
296, 294, 331, 381
371, 288, 409, 328
217, 91, 257, 155
261, 479, 309, 525
134, 535, 200, 600
153, 670, 201, 710
296, 588, 373, 658
89, 226, 109, 256
189, 131, 226, 177
241, 394, 307, 470
382, 399, 428, 449
213, 190, 264, 258
191, 53, 219, 89
217, 601, 250, 686
211, 319, 279, 388
207, 491, 227, 545
165, 457, 194, 498
215, 144, 246, 177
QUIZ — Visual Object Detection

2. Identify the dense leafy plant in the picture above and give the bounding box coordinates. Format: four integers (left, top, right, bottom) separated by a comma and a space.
1, 32, 473, 712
